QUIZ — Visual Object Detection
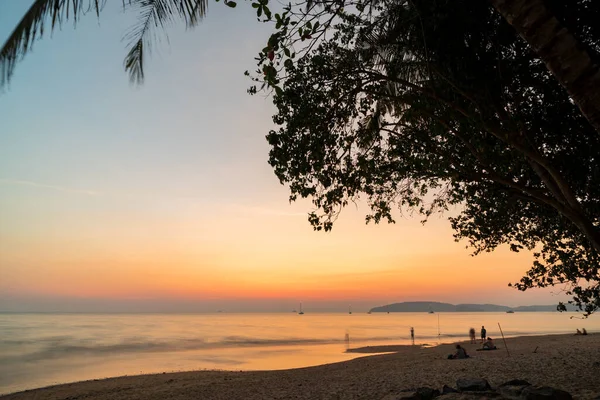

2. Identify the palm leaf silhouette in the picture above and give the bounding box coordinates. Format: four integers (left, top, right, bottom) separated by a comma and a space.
0, 0, 207, 89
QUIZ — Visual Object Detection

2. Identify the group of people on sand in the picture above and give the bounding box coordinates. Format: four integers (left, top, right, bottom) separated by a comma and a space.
469, 325, 496, 345
448, 325, 592, 360
448, 325, 497, 359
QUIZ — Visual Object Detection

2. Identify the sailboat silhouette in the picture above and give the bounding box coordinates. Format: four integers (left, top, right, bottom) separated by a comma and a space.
298, 303, 304, 315
348, 304, 352, 314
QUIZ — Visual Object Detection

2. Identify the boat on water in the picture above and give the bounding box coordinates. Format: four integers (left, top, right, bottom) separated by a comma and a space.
506, 310, 515, 313
298, 303, 304, 315
348, 304, 352, 315
428, 310, 435, 314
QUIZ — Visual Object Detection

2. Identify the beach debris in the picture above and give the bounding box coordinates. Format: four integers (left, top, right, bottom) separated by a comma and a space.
498, 323, 510, 357
520, 386, 572, 400
456, 378, 491, 392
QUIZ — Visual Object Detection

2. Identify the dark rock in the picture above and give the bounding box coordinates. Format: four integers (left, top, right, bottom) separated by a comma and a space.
500, 380, 531, 387
416, 387, 441, 400
439, 393, 498, 400
456, 378, 491, 392
442, 385, 459, 394
381, 394, 414, 400
520, 386, 572, 400
461, 391, 500, 398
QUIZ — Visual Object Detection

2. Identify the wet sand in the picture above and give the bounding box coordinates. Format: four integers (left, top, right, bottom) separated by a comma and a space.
3, 333, 599, 400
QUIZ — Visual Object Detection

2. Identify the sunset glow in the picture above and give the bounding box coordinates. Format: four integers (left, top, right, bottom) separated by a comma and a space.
0, 1, 564, 313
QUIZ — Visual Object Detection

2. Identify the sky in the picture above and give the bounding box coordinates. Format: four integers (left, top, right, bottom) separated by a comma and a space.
0, 0, 568, 312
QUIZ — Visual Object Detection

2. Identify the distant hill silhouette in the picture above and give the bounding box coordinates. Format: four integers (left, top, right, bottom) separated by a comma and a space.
369, 301, 569, 313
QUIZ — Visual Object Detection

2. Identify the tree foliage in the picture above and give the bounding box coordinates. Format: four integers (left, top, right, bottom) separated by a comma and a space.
491, 0, 600, 135
250, 0, 600, 315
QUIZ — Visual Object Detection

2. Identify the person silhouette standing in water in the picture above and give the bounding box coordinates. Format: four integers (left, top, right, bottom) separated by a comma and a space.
410, 327, 415, 345
480, 326, 487, 343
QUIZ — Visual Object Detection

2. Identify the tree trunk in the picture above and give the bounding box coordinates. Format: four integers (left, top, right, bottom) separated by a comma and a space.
491, 0, 600, 135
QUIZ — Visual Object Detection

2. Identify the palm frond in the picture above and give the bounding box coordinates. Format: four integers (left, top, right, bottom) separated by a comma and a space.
0, 0, 208, 89
123, 0, 207, 84
0, 0, 108, 89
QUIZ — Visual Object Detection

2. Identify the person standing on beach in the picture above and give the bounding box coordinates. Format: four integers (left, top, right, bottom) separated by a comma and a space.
480, 326, 487, 343
410, 327, 415, 345
469, 328, 476, 344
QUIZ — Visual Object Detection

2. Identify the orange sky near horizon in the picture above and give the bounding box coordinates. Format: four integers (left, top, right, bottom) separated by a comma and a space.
1, 192, 545, 308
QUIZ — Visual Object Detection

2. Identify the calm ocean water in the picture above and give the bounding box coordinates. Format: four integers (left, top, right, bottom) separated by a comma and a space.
1, 311, 598, 394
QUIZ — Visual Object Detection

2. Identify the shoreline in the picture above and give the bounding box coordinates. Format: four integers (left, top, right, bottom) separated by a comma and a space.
2, 333, 599, 399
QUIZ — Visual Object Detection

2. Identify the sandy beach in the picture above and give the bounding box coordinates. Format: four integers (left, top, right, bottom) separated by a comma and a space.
3, 333, 599, 400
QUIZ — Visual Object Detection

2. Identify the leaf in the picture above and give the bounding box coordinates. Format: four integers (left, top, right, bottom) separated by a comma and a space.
226, 1, 237, 7
122, 1, 208, 84
1, 0, 106, 88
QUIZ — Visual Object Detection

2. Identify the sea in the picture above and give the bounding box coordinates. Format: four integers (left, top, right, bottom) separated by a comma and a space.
1, 311, 598, 395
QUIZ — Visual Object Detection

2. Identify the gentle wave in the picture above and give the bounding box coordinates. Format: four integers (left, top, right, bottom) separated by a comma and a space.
0, 337, 335, 363
0, 334, 437, 363
1, 329, 565, 364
